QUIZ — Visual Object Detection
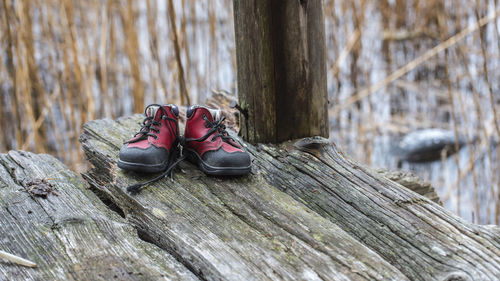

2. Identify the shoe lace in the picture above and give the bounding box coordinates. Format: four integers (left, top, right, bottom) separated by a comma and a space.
126, 104, 186, 195
126, 104, 177, 143
183, 115, 240, 147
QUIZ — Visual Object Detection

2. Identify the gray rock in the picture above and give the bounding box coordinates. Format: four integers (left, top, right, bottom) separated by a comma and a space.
399, 128, 465, 162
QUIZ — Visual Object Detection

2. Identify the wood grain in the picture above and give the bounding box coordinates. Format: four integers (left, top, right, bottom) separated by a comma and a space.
233, 0, 329, 143
78, 114, 500, 280
0, 151, 197, 281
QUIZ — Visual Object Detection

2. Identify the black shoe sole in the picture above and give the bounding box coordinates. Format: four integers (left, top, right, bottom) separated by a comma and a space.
184, 148, 251, 176
117, 159, 168, 173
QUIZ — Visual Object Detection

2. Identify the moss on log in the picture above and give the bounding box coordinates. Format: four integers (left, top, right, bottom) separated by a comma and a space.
78, 114, 500, 281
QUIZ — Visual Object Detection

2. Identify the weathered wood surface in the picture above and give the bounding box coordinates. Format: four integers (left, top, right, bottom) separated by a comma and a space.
0, 151, 197, 280
80, 114, 500, 281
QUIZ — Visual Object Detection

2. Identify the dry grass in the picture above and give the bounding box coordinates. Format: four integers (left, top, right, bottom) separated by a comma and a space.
325, 0, 499, 224
0, 0, 233, 166
0, 0, 498, 224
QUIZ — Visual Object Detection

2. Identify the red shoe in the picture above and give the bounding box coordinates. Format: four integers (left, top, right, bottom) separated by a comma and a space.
183, 105, 251, 175
118, 104, 180, 174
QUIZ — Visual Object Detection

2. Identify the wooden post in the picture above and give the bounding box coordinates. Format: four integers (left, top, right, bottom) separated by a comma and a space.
233, 0, 329, 143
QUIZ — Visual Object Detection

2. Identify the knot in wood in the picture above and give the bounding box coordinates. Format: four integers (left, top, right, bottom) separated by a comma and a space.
442, 272, 471, 281
294, 137, 329, 156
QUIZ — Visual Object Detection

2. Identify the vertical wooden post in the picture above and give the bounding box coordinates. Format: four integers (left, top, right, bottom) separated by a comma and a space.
233, 0, 329, 143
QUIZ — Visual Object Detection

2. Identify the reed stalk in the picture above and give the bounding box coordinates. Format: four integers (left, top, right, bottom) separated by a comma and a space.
1, 0, 21, 150
20, 0, 49, 153
119, 0, 144, 113
99, 0, 110, 118
167, 0, 190, 105
330, 8, 500, 116
474, 0, 500, 224
438, 11, 464, 217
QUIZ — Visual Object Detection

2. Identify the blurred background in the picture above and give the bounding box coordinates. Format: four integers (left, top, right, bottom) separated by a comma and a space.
0, 0, 498, 224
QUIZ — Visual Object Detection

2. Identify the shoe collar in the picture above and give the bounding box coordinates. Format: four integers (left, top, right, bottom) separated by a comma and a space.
145, 104, 179, 120
187, 105, 221, 122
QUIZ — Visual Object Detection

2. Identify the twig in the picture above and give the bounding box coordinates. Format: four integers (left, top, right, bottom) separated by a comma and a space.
330, 28, 360, 76
0, 250, 37, 268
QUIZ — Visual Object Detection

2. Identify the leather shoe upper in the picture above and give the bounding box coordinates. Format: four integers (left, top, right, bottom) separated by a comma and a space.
119, 104, 179, 166
184, 105, 250, 168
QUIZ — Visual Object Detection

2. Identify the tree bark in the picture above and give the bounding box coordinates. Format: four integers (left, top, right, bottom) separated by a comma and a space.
21, 0, 48, 153
233, 0, 329, 143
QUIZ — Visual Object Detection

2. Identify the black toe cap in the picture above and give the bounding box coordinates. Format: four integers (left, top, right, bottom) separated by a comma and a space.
202, 148, 251, 168
119, 145, 169, 165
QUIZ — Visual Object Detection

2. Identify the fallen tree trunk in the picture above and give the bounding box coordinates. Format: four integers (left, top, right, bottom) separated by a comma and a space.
79, 114, 500, 281
1, 114, 499, 280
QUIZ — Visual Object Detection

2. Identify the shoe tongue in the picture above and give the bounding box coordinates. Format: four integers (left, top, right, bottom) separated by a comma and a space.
146, 105, 160, 119
146, 104, 176, 120
206, 107, 222, 121
188, 105, 221, 121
